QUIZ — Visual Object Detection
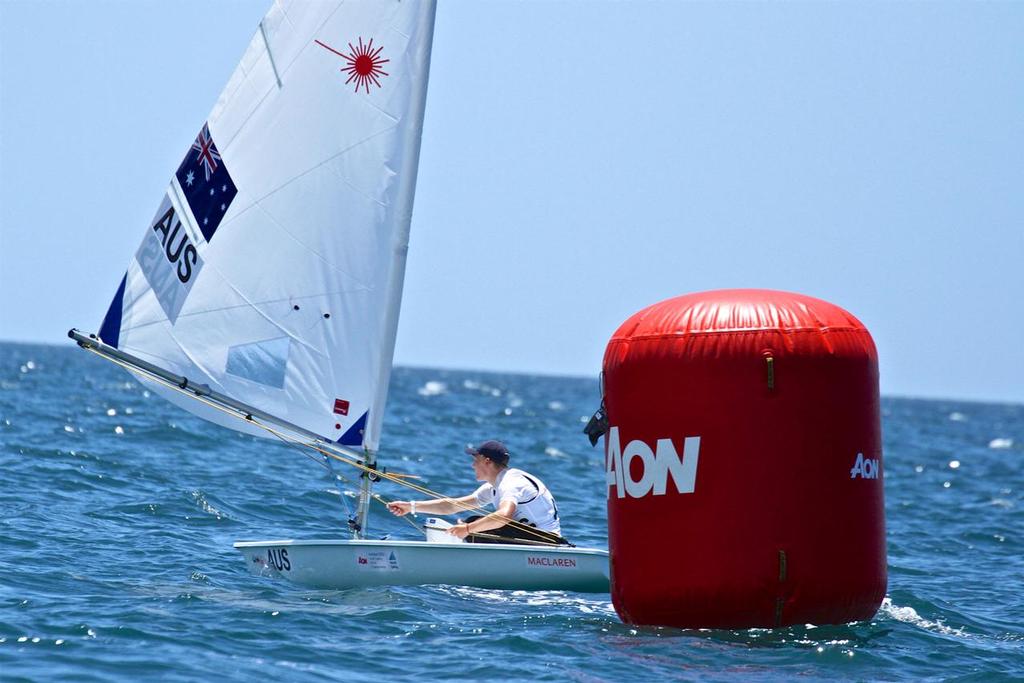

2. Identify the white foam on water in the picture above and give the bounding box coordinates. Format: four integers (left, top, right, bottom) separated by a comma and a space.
461, 379, 501, 397
190, 490, 226, 520
417, 381, 447, 397
989, 438, 1013, 449
880, 598, 968, 638
948, 412, 967, 422
442, 585, 616, 616
545, 446, 567, 458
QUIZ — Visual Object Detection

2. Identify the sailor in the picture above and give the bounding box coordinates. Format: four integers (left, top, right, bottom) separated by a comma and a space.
387, 440, 567, 545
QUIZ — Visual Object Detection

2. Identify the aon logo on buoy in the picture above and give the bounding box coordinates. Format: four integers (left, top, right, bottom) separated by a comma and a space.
850, 452, 881, 479
606, 427, 700, 499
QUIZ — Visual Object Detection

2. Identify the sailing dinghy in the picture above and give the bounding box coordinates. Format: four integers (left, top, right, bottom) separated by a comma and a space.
70, 0, 609, 594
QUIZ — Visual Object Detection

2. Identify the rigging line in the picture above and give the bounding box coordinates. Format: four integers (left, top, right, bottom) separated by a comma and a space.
265, 425, 417, 534
260, 425, 541, 539
260, 417, 423, 535
371, 492, 423, 534
82, 347, 561, 544
264, 428, 536, 540
268, 426, 560, 544
303, 436, 560, 545
264, 426, 355, 518
442, 529, 559, 546
256, 418, 461, 536
299, 440, 541, 533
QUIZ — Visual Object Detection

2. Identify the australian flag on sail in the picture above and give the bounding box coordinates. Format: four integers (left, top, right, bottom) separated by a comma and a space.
174, 123, 238, 243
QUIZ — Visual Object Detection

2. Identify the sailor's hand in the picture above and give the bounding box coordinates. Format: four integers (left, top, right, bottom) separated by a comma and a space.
448, 523, 470, 539
387, 501, 411, 516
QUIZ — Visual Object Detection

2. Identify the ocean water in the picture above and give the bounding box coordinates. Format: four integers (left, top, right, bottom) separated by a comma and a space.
1, 341, 1022, 681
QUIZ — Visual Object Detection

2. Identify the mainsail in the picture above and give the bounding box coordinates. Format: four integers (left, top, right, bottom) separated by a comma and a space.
91, 0, 436, 452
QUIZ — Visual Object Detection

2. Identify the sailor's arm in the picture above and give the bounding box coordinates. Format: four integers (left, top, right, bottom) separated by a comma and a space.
449, 499, 517, 539
387, 494, 477, 517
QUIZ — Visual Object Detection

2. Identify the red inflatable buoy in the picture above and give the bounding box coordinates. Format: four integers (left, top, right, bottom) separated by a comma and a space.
603, 289, 886, 628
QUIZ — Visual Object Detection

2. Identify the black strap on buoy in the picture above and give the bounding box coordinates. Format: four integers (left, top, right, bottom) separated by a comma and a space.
583, 401, 608, 446
774, 550, 788, 626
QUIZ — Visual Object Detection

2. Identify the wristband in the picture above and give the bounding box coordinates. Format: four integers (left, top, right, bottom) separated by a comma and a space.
411, 501, 417, 516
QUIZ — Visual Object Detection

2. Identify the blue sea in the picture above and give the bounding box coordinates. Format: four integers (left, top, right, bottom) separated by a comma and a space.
2, 341, 1022, 681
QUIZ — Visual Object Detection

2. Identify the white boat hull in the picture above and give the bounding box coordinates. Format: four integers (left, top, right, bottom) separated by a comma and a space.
233, 539, 610, 593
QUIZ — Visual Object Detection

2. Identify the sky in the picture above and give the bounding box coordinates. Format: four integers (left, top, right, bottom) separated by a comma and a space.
1, 1, 1022, 404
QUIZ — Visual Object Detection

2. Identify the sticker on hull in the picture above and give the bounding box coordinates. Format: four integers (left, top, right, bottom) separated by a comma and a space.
355, 550, 400, 571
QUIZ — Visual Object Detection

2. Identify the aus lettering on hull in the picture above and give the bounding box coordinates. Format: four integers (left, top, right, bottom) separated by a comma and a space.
266, 547, 291, 572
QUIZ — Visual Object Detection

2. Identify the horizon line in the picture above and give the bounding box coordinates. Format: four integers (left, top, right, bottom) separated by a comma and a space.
3, 337, 1021, 409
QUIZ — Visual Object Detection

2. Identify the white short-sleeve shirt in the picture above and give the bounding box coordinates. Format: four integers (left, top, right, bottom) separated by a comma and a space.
473, 468, 561, 535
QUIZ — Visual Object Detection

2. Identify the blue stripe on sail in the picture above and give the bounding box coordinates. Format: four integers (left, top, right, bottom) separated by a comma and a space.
338, 411, 368, 446
98, 273, 127, 348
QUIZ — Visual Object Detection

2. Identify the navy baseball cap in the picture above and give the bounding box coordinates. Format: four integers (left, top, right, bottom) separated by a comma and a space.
465, 440, 510, 464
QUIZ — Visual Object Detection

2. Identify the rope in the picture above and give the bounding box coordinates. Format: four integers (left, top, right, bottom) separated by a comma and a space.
263, 427, 422, 535
83, 346, 564, 546
270, 425, 546, 541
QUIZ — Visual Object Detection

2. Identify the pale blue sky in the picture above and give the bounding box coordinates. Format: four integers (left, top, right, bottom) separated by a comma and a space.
1, 1, 1021, 403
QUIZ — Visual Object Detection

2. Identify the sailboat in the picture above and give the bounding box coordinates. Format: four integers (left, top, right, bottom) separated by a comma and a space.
69, 0, 608, 593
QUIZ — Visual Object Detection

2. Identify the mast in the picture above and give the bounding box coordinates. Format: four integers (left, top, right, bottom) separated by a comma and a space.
363, 0, 437, 453
355, 0, 437, 537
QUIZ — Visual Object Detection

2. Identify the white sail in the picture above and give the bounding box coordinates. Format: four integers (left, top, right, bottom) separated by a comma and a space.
96, 0, 436, 451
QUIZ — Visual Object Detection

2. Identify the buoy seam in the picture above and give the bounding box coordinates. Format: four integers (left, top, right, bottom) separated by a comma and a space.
610, 327, 870, 342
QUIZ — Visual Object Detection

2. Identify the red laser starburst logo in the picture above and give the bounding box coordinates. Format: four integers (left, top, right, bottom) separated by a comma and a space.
315, 37, 390, 93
